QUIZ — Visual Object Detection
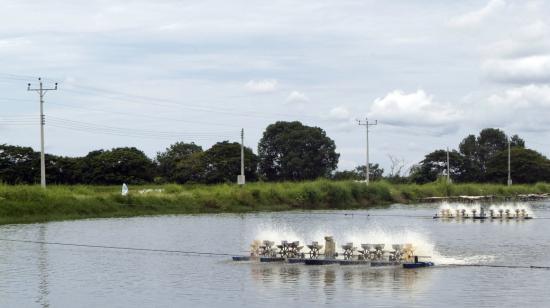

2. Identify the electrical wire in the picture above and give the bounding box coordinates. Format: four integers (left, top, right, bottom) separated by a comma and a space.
440, 264, 550, 270
45, 116, 236, 140
1, 237, 550, 270
0, 238, 237, 257
46, 101, 242, 128
0, 73, 317, 120
1, 115, 239, 141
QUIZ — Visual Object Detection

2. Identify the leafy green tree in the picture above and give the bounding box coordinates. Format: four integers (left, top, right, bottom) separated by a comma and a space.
510, 135, 525, 148
457, 129, 525, 182
201, 141, 258, 184
332, 164, 384, 181
458, 135, 483, 182
258, 121, 339, 181
477, 128, 508, 173
172, 151, 207, 184
486, 148, 550, 184
156, 142, 203, 182
410, 149, 467, 184
0, 144, 39, 184
46, 155, 83, 184
81, 147, 155, 184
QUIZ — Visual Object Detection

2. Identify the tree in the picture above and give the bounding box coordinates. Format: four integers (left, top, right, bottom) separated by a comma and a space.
477, 128, 508, 174
201, 141, 258, 184
386, 155, 409, 183
410, 149, 467, 184
156, 142, 203, 182
486, 148, 550, 184
459, 135, 477, 158
457, 129, 525, 182
458, 134, 483, 182
46, 155, 83, 184
172, 151, 207, 184
0, 144, 39, 184
81, 147, 155, 184
332, 164, 384, 181
258, 121, 339, 181
510, 135, 525, 148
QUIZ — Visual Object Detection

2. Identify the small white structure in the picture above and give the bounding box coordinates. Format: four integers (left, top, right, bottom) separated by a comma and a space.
121, 183, 129, 196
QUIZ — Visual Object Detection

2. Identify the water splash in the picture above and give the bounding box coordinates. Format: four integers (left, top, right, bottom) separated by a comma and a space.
436, 201, 535, 218
488, 202, 534, 218
252, 224, 305, 246
249, 224, 492, 265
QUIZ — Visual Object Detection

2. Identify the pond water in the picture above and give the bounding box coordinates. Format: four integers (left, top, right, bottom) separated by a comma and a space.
1, 202, 549, 307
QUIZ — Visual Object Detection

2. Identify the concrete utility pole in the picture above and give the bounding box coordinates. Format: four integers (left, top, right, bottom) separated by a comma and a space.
508, 136, 512, 186
237, 128, 246, 185
446, 147, 451, 184
28, 77, 58, 189
356, 118, 377, 185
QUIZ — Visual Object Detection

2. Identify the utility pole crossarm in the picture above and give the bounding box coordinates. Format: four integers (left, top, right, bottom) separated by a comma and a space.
356, 118, 377, 185
27, 77, 58, 189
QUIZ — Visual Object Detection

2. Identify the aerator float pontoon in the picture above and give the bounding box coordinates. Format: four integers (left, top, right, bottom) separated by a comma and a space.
232, 237, 434, 269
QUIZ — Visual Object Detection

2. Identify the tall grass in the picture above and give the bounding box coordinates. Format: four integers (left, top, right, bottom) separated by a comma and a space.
0, 180, 549, 224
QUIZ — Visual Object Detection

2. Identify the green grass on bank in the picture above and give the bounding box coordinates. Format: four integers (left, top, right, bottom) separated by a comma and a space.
1, 180, 550, 224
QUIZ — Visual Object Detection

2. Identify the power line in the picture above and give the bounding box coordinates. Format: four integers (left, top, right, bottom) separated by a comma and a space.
0, 238, 236, 257
56, 85, 308, 121
442, 264, 550, 270
2, 237, 549, 270
47, 116, 234, 137
1, 116, 237, 141
46, 101, 242, 128
2, 73, 316, 120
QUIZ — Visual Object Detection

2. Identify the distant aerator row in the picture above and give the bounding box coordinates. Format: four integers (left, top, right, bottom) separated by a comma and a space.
434, 207, 532, 220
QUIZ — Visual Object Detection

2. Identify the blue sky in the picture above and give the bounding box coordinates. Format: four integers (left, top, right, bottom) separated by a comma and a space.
2, 0, 550, 172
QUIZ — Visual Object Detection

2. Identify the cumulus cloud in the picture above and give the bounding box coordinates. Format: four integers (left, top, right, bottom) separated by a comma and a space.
285, 91, 309, 104
481, 20, 550, 84
473, 85, 550, 132
449, 0, 505, 28
245, 79, 278, 93
488, 84, 550, 108
482, 55, 550, 83
367, 90, 462, 129
328, 106, 350, 120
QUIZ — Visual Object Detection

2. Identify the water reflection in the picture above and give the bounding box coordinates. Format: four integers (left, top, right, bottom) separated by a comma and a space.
36, 225, 50, 308
250, 264, 431, 294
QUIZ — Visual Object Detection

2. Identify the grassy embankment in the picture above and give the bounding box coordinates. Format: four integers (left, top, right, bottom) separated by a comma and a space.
1, 180, 550, 224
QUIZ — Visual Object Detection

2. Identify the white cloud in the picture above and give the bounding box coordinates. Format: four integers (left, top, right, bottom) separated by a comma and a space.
285, 91, 309, 104
464, 85, 550, 132
480, 20, 550, 84
244, 79, 278, 93
449, 0, 505, 28
488, 84, 550, 108
482, 55, 550, 83
367, 90, 462, 129
328, 106, 350, 120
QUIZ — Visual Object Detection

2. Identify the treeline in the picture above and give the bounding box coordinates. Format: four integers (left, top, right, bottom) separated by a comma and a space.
2, 123, 550, 185
0, 121, 339, 185
409, 128, 550, 184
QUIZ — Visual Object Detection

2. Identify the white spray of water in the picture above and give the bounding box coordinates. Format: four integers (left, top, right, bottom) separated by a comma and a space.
488, 202, 534, 217
252, 223, 305, 246
437, 201, 482, 216
249, 224, 490, 265
436, 201, 535, 218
